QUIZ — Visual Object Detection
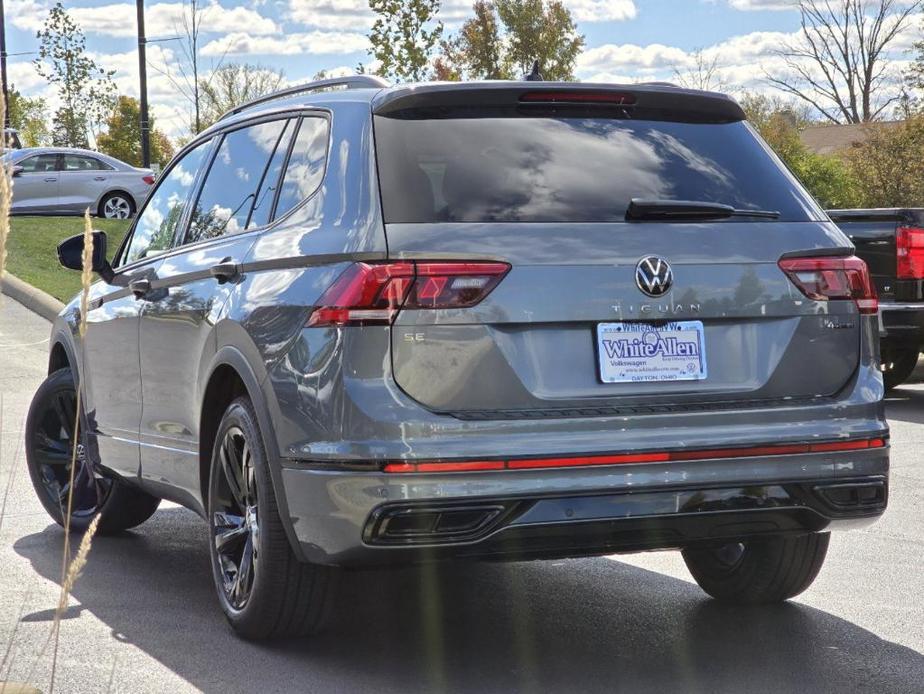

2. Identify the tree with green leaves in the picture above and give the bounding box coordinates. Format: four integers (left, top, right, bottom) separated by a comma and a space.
97, 96, 175, 169
366, 0, 443, 81
495, 0, 583, 80
440, 0, 583, 81
449, 1, 506, 79
843, 116, 924, 207
740, 93, 861, 208
33, 2, 116, 147
199, 63, 285, 129
7, 85, 50, 147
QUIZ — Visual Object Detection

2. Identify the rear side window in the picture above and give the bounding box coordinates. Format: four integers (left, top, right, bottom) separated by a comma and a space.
248, 120, 294, 229
273, 116, 329, 219
374, 116, 823, 223
63, 154, 112, 171
186, 119, 289, 243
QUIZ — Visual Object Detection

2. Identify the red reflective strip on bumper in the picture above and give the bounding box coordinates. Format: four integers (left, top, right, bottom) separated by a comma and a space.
382, 437, 886, 473
381, 461, 507, 473
506, 452, 669, 469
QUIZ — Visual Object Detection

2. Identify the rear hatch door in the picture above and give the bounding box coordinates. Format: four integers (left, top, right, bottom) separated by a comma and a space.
374, 86, 859, 415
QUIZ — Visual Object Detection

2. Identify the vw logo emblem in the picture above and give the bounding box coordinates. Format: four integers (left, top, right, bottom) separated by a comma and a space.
635, 256, 673, 297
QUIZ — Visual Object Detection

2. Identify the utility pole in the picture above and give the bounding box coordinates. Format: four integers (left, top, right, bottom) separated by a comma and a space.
0, 0, 10, 130
136, 0, 151, 168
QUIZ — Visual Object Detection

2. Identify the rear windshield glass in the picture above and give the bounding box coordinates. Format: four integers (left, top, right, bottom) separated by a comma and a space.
374, 116, 823, 223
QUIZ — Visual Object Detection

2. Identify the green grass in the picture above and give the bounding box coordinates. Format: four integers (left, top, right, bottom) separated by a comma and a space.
4, 216, 131, 302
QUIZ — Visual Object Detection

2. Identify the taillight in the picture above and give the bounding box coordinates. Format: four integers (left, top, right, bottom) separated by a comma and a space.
307, 261, 510, 327
897, 226, 924, 279
142, 175, 155, 185
778, 255, 878, 314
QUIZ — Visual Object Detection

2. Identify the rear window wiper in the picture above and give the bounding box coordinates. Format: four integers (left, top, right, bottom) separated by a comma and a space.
626, 198, 780, 221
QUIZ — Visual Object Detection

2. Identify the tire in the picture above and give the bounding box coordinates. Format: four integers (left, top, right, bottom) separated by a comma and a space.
25, 368, 161, 534
207, 396, 334, 640
682, 532, 830, 604
881, 347, 919, 390
98, 192, 135, 219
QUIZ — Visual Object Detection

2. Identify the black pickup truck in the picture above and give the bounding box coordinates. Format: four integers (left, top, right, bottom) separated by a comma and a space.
828, 208, 924, 389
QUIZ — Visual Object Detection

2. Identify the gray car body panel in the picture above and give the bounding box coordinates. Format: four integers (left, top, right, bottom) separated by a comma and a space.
47, 83, 888, 566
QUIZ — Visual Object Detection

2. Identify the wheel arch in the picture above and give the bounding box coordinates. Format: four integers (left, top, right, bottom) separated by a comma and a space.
198, 345, 306, 560
48, 322, 80, 377
48, 340, 71, 374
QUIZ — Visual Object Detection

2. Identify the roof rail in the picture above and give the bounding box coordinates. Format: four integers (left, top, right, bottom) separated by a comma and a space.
219, 75, 391, 121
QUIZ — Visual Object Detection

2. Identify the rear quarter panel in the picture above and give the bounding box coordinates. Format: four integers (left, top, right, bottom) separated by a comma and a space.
213, 99, 387, 457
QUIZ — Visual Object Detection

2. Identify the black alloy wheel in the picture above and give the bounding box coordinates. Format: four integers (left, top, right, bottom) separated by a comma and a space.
212, 425, 259, 611
28, 374, 111, 523
207, 396, 335, 640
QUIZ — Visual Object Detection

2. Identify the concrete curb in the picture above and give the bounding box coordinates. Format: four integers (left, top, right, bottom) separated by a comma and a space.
0, 272, 64, 322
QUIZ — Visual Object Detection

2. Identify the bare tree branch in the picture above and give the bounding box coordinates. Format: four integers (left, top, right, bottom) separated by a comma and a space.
766, 0, 922, 123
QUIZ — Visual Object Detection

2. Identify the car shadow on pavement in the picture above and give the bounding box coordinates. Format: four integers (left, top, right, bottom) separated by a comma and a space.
14, 508, 924, 694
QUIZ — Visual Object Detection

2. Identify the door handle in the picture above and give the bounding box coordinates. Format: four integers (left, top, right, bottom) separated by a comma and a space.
44, 177, 57, 182
129, 278, 152, 299
210, 258, 241, 284
93, 176, 106, 181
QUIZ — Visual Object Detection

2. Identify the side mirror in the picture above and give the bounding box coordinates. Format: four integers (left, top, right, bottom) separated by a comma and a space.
57, 231, 115, 283
11, 165, 23, 177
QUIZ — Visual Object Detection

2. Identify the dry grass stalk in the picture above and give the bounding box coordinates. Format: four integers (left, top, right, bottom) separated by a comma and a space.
47, 212, 98, 693
0, 88, 11, 291
56, 514, 99, 612
78, 211, 93, 338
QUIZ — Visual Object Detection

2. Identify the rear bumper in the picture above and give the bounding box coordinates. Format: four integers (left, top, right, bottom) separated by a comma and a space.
279, 445, 889, 566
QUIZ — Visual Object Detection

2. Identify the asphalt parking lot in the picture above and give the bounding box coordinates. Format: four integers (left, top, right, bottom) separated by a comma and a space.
0, 295, 922, 694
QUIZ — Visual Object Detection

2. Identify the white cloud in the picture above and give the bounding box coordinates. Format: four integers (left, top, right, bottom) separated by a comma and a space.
6, 0, 48, 32
201, 30, 368, 56
9, 1, 278, 38
576, 30, 799, 89
288, 0, 373, 31
578, 43, 694, 73
725, 0, 796, 9
288, 0, 636, 30
567, 0, 637, 22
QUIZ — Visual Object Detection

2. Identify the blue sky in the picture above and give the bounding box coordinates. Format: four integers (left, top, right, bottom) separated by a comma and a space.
2, 0, 919, 137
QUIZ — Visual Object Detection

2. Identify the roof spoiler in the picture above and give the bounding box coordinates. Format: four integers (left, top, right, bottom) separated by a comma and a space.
372, 82, 746, 122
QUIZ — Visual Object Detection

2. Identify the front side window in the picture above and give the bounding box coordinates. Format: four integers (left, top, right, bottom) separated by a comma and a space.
121, 141, 210, 266
62, 155, 112, 171
273, 116, 329, 220
186, 119, 289, 244
18, 154, 58, 173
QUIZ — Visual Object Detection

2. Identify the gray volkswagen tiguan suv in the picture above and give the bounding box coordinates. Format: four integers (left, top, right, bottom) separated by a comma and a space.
26, 76, 889, 640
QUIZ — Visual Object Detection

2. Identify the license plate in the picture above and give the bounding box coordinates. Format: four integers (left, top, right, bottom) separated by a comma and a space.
596, 321, 707, 383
